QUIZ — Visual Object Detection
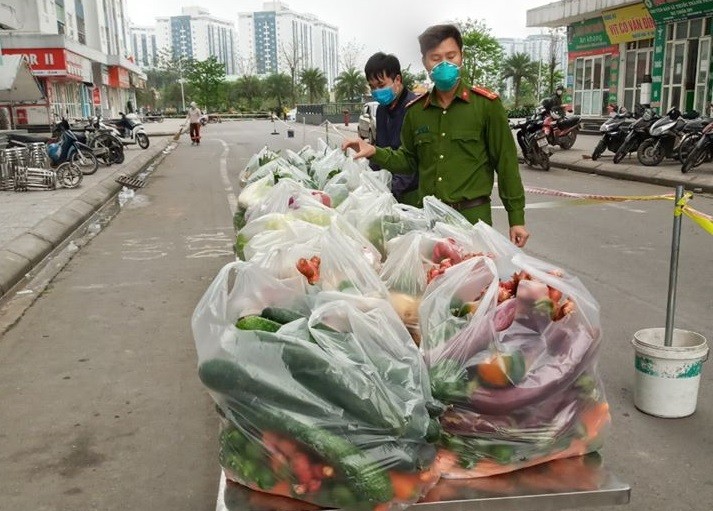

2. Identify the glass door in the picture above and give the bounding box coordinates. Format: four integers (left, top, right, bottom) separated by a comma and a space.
662, 40, 687, 111
694, 37, 710, 114
623, 43, 653, 112
573, 55, 608, 116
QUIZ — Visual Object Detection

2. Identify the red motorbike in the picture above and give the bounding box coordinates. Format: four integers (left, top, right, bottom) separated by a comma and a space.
539, 100, 581, 150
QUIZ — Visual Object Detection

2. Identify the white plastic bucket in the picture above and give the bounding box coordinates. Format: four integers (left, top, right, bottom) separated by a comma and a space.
632, 328, 708, 418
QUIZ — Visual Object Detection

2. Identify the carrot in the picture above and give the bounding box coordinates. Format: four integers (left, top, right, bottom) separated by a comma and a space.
580, 401, 610, 439
389, 471, 420, 500
270, 480, 292, 497
372, 504, 390, 511
269, 451, 289, 473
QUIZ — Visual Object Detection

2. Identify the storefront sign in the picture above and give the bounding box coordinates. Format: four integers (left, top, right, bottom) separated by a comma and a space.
92, 87, 101, 105
568, 45, 620, 60
567, 17, 612, 52
644, 0, 713, 22
108, 66, 130, 89
603, 3, 656, 43
1, 48, 91, 81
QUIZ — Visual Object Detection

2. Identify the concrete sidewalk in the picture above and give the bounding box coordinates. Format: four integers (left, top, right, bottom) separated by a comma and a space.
545, 144, 713, 194
0, 135, 176, 298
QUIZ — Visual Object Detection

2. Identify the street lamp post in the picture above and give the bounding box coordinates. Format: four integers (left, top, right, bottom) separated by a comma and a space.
178, 59, 186, 112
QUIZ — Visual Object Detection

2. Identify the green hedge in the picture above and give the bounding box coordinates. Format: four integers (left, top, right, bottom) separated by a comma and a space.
506, 106, 536, 118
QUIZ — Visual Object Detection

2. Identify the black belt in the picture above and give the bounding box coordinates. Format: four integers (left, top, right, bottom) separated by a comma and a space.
444, 196, 491, 211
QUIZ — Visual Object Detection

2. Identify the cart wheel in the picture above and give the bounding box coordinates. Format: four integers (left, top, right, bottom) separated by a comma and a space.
56, 162, 84, 189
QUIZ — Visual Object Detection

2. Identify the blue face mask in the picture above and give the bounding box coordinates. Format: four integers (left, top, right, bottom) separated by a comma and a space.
430, 61, 461, 91
372, 85, 397, 106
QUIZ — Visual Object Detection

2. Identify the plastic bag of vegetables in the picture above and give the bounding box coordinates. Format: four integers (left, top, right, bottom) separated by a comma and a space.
192, 259, 442, 510
420, 224, 609, 478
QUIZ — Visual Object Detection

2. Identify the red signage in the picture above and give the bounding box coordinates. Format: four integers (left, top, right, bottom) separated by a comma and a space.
16, 109, 28, 125
1, 48, 90, 81
92, 87, 102, 105
108, 66, 131, 89
568, 45, 620, 61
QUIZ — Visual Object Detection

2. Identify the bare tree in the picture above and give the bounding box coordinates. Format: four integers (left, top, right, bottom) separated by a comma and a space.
545, 28, 565, 96
339, 40, 365, 73
280, 40, 304, 106
236, 55, 257, 77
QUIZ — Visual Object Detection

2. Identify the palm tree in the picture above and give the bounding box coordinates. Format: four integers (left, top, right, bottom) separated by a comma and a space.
263, 73, 292, 113
333, 67, 367, 102
501, 52, 539, 108
300, 68, 327, 104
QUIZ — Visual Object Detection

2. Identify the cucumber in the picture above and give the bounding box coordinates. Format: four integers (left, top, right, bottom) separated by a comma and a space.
236, 315, 281, 332
261, 307, 303, 325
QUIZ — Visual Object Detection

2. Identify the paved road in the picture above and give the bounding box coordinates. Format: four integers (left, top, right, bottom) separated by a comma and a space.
1, 120, 711, 510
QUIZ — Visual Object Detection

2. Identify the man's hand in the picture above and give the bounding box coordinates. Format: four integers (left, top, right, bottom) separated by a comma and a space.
341, 138, 376, 159
510, 225, 530, 248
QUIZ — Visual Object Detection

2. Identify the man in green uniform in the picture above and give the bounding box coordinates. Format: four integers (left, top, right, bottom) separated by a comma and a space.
341, 24, 529, 247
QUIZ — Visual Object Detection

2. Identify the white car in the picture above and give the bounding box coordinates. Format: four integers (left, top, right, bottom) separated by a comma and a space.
357, 101, 378, 144
286, 108, 297, 121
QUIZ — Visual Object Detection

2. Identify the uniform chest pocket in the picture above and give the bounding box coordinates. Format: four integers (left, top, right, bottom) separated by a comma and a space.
450, 130, 480, 142
449, 129, 483, 160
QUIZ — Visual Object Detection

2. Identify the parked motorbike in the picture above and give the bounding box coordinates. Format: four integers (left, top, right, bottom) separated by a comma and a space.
675, 114, 713, 163
512, 115, 550, 171
9, 119, 98, 175
637, 107, 699, 166
539, 99, 581, 150
111, 112, 150, 149
592, 109, 633, 160
612, 107, 661, 164
56, 117, 124, 166
681, 119, 713, 173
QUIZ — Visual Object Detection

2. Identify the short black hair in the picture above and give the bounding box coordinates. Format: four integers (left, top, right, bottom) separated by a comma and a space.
364, 52, 402, 82
418, 24, 463, 56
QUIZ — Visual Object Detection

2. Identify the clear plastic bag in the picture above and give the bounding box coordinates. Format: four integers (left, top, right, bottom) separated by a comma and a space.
244, 179, 334, 226
337, 190, 397, 258
422, 196, 473, 231
192, 261, 441, 510
419, 226, 609, 478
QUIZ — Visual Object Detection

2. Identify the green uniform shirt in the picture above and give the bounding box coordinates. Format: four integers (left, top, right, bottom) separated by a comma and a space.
370, 80, 526, 226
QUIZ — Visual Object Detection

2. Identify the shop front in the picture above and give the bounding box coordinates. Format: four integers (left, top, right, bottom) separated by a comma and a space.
567, 17, 620, 116
647, 0, 713, 114
0, 47, 92, 124
603, 3, 656, 112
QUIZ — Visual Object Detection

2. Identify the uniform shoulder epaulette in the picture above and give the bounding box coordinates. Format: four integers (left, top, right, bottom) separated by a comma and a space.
471, 86, 499, 100
405, 94, 427, 108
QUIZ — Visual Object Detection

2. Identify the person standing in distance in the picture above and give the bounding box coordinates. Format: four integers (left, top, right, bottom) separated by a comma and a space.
341, 24, 529, 247
186, 101, 203, 146
364, 52, 420, 205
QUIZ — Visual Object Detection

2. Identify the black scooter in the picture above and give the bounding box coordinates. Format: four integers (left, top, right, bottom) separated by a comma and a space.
512, 115, 550, 171
613, 107, 660, 164
681, 120, 713, 173
592, 109, 633, 160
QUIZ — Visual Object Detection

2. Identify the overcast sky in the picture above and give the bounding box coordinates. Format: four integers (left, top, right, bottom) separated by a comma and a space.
126, 0, 546, 71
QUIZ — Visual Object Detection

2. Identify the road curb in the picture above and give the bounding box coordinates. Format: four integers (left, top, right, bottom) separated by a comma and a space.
0, 138, 173, 299
549, 158, 713, 194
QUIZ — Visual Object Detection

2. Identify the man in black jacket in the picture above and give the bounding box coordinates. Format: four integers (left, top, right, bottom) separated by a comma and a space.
364, 52, 419, 205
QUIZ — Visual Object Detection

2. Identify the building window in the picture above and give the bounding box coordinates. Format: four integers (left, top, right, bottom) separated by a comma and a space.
55, 0, 66, 34
75, 0, 86, 44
